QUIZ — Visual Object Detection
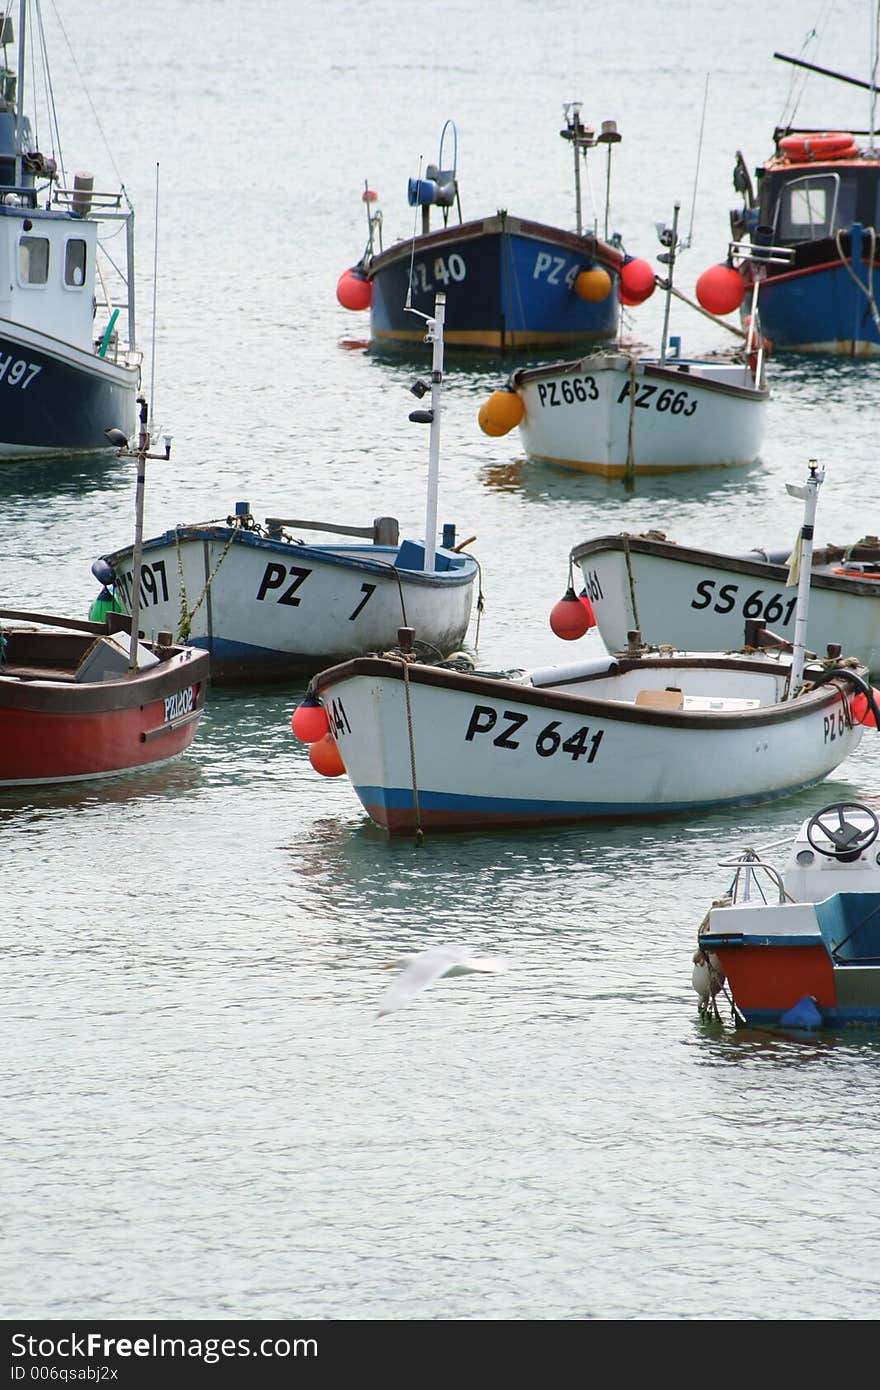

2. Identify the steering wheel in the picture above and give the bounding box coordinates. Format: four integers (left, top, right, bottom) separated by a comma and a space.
806, 802, 880, 861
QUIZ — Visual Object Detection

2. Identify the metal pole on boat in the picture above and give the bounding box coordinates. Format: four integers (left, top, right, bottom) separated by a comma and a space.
106, 399, 173, 674
659, 202, 680, 365
786, 459, 824, 699
14, 0, 25, 189
423, 293, 445, 572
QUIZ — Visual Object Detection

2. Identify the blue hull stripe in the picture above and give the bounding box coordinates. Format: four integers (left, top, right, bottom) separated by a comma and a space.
355, 776, 827, 820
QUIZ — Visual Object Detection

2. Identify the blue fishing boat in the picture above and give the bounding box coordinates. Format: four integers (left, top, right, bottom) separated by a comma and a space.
0, 1, 140, 460
726, 50, 880, 356
336, 108, 625, 354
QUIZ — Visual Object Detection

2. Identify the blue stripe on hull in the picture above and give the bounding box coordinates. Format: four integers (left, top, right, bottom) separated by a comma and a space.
0, 331, 137, 455
370, 231, 617, 349
355, 775, 829, 826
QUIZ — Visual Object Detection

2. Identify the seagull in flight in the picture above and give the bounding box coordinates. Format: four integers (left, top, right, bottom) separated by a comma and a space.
377, 944, 510, 1017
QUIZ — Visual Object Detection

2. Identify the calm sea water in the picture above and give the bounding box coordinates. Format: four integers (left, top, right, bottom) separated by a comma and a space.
3, 0, 880, 1322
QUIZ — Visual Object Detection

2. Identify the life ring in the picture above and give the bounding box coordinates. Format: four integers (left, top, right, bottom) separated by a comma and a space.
779, 131, 858, 161
833, 566, 880, 580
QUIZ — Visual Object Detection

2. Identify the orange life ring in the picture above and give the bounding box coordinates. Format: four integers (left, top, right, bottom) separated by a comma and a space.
779, 131, 858, 161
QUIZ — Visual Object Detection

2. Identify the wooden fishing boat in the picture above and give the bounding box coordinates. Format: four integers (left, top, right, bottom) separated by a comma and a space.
694, 798, 880, 1028
0, 1, 140, 460
572, 531, 880, 676
479, 205, 769, 477
0, 611, 208, 787
725, 51, 880, 355
306, 637, 868, 835
298, 461, 873, 835
92, 296, 480, 685
336, 110, 625, 353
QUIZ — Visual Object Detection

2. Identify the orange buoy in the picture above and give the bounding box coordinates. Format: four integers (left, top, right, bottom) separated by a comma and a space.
575, 267, 612, 302
291, 694, 330, 743
550, 586, 592, 640
309, 732, 346, 776
336, 267, 372, 311
362, 188, 379, 203
696, 263, 746, 315
779, 131, 857, 161
578, 589, 597, 629
478, 389, 525, 437
618, 257, 656, 306
851, 690, 880, 727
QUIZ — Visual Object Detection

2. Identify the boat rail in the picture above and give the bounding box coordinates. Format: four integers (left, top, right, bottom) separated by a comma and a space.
715, 847, 796, 904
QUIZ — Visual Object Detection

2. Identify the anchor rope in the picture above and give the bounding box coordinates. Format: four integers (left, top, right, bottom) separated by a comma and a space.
399, 654, 424, 846
174, 525, 239, 642
621, 534, 642, 635
624, 353, 637, 488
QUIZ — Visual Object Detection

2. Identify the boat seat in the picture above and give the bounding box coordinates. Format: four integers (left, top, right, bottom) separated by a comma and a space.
634, 687, 684, 710
394, 539, 454, 572
0, 665, 77, 682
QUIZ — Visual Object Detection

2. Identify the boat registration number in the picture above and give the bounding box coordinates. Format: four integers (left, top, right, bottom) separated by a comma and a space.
824, 706, 850, 743
0, 355, 41, 389
691, 580, 798, 627
464, 704, 604, 762
164, 686, 195, 722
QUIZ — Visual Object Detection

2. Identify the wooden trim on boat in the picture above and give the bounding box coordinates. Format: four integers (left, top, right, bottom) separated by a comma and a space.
312, 654, 854, 730
570, 533, 880, 597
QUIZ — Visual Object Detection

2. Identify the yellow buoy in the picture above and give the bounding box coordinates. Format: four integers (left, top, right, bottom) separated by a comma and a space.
575, 267, 612, 302
478, 389, 525, 437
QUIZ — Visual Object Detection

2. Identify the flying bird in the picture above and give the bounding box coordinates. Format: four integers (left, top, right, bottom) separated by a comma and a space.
377, 944, 510, 1017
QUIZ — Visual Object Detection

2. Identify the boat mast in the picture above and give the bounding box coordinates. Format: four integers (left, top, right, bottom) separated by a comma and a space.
422, 293, 445, 571
14, 0, 25, 188
785, 459, 824, 698
659, 202, 680, 364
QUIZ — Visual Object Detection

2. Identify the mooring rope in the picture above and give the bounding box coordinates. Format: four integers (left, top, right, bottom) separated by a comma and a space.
399, 655, 424, 846
835, 225, 880, 335
621, 533, 641, 635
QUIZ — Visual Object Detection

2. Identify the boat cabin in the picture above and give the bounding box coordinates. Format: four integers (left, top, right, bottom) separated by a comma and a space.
755, 154, 880, 247
0, 202, 100, 352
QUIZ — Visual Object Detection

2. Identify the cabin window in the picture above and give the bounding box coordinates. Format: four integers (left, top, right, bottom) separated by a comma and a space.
776, 176, 836, 240
64, 238, 87, 288
18, 235, 50, 284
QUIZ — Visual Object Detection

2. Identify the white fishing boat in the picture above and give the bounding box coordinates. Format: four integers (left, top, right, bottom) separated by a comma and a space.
298, 463, 873, 836
692, 797, 880, 1028
478, 205, 773, 478
91, 295, 480, 685
0, 1, 140, 460
572, 529, 880, 676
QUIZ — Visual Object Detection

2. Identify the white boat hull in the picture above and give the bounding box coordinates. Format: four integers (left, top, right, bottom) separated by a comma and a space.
102, 526, 478, 684
572, 535, 880, 674
511, 353, 768, 476
312, 650, 865, 833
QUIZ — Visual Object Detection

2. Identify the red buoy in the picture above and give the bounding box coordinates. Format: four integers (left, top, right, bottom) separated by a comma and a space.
695, 263, 745, 316
550, 586, 592, 640
336, 267, 372, 311
362, 188, 379, 203
291, 694, 330, 743
618, 257, 656, 305
851, 691, 880, 727
578, 589, 597, 629
309, 732, 346, 777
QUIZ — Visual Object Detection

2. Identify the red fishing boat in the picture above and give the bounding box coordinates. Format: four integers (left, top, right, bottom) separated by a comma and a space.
0, 610, 208, 787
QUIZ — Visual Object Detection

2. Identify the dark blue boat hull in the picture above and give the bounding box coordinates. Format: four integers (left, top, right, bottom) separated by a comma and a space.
366, 214, 621, 352
0, 324, 138, 458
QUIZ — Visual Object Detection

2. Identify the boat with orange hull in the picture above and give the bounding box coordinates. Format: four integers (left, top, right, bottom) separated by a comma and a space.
694, 799, 880, 1029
